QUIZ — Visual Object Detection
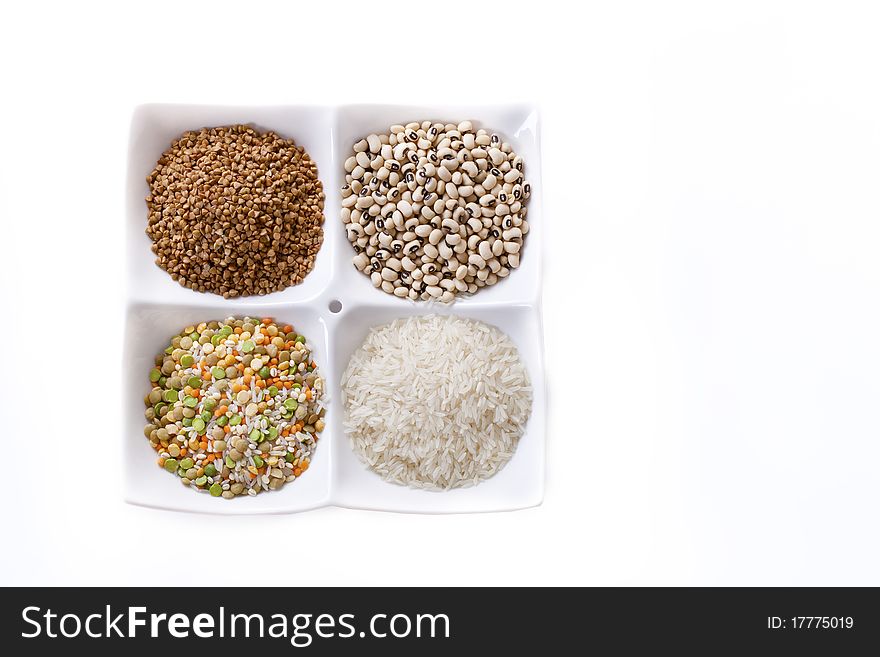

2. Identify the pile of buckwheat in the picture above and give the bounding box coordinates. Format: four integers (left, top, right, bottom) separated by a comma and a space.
341, 120, 531, 301
146, 125, 325, 298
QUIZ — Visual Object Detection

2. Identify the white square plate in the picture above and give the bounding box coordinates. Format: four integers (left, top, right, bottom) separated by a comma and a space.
124, 104, 544, 514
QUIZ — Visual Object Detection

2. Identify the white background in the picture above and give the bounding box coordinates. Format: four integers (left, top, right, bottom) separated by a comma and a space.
1, 0, 879, 586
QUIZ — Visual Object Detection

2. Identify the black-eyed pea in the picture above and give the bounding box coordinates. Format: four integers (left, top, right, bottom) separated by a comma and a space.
440, 157, 459, 171
478, 240, 493, 261
466, 218, 482, 233
381, 267, 398, 282
370, 271, 382, 287
504, 169, 521, 184
411, 268, 424, 281
380, 280, 394, 294
356, 151, 371, 168
504, 241, 521, 254
507, 253, 520, 269
491, 239, 505, 258
468, 253, 486, 269
521, 220, 530, 235
393, 286, 408, 298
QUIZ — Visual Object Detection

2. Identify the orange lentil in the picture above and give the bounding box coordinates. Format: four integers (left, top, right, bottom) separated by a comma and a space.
234, 327, 243, 334
293, 468, 302, 477
262, 317, 272, 325
283, 325, 293, 333
223, 426, 231, 434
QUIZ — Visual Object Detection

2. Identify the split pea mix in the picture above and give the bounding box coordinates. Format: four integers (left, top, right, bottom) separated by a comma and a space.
143, 317, 325, 498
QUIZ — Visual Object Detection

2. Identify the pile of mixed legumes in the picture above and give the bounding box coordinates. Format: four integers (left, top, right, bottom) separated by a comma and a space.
143, 317, 325, 498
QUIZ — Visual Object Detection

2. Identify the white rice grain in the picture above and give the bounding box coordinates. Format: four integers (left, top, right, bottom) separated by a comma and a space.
341, 315, 532, 491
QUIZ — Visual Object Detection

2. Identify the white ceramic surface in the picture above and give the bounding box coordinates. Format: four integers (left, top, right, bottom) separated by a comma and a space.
124, 104, 544, 514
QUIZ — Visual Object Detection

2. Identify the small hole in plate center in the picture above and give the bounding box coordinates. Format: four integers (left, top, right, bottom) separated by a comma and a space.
328, 299, 343, 314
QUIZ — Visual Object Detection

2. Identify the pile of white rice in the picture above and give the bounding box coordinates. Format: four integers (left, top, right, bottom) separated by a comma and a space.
341, 314, 532, 490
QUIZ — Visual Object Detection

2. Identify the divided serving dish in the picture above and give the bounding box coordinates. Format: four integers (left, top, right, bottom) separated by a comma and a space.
124, 104, 545, 514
